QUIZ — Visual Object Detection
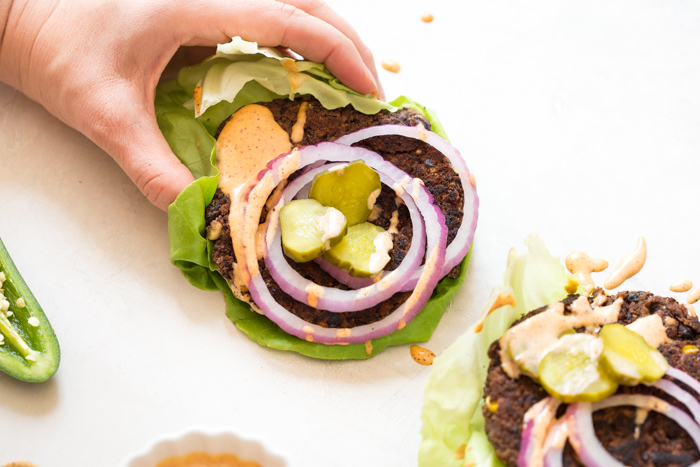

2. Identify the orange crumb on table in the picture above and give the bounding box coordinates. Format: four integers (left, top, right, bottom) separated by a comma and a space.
421, 13, 434, 22
381, 60, 401, 73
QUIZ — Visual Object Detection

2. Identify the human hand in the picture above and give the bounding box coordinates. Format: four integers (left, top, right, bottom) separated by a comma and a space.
0, 0, 381, 210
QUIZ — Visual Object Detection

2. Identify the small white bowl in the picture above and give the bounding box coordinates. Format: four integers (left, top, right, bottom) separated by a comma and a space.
120, 428, 290, 467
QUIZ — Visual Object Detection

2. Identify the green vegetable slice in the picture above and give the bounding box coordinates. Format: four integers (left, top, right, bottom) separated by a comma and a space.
309, 161, 381, 227
323, 223, 392, 277
0, 238, 60, 382
280, 199, 347, 263
599, 323, 669, 385
538, 333, 618, 403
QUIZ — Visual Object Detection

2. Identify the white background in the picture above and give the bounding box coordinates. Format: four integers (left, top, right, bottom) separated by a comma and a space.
1, 0, 700, 465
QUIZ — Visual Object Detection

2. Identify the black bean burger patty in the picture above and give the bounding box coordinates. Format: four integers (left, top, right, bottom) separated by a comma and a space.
483, 291, 700, 467
206, 97, 465, 328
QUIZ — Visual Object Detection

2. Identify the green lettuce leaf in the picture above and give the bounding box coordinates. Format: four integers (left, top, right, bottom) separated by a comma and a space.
157, 38, 471, 359
418, 234, 583, 465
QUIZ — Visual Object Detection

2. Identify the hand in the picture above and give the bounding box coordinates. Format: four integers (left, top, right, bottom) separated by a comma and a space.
0, 0, 381, 210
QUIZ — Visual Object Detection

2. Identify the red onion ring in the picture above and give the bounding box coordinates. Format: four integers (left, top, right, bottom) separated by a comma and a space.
243, 143, 448, 344
542, 419, 566, 467
335, 124, 479, 287
263, 150, 427, 311
567, 395, 700, 467
313, 256, 378, 289
667, 366, 700, 397
518, 396, 560, 467
518, 419, 536, 467
653, 376, 700, 424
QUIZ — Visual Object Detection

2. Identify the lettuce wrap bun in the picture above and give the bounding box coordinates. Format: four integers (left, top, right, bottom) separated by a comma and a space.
156, 38, 476, 360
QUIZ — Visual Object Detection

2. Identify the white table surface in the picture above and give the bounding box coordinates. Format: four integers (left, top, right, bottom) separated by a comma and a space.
1, 0, 699, 465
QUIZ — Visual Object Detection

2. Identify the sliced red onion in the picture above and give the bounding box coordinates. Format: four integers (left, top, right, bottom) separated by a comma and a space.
653, 377, 700, 424
542, 419, 566, 467
567, 395, 700, 467
667, 366, 700, 397
243, 143, 448, 344
518, 397, 560, 467
518, 419, 536, 467
247, 203, 445, 344
335, 124, 479, 285
313, 256, 378, 289
239, 144, 385, 279
263, 146, 427, 312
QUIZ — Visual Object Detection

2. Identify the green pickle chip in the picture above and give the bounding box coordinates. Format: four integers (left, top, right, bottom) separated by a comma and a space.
309, 161, 381, 227
280, 199, 347, 263
323, 223, 392, 278
538, 333, 618, 403
599, 323, 669, 385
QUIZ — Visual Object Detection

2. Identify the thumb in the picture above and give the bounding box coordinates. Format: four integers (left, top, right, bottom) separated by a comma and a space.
95, 115, 195, 211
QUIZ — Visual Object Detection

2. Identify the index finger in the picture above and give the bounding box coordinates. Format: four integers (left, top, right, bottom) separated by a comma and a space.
284, 0, 385, 99
176, 0, 379, 96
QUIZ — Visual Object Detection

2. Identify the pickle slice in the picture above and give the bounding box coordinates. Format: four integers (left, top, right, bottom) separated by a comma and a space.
309, 161, 381, 227
599, 323, 669, 385
323, 223, 393, 277
280, 199, 347, 263
538, 333, 618, 403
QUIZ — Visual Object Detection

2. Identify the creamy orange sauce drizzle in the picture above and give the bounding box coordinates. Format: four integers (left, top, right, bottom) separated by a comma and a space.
454, 443, 467, 460
242, 150, 300, 281
468, 172, 477, 188
544, 421, 568, 452
367, 188, 381, 211
604, 236, 647, 290
155, 452, 262, 467
474, 288, 516, 333
410, 345, 436, 365
388, 210, 400, 234
392, 175, 411, 197
369, 232, 393, 274
365, 340, 373, 356
411, 178, 425, 200
499, 295, 622, 379
305, 283, 324, 308
259, 189, 286, 260
565, 251, 608, 295
303, 324, 314, 343
403, 245, 441, 312
626, 314, 670, 348
633, 408, 650, 440
670, 280, 693, 293
291, 101, 309, 144
289, 71, 307, 93
281, 57, 298, 73
416, 124, 429, 142
689, 288, 700, 305
193, 85, 202, 116
368, 205, 381, 222
216, 105, 292, 286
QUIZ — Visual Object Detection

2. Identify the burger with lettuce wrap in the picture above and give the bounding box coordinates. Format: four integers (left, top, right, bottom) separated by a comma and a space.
420, 235, 700, 466
156, 38, 479, 359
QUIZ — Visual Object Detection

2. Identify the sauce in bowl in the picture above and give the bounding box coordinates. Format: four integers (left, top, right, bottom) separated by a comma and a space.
156, 452, 262, 467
